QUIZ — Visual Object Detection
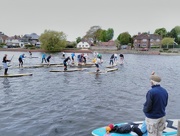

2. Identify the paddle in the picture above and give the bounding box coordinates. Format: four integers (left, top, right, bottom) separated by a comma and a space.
8, 55, 14, 67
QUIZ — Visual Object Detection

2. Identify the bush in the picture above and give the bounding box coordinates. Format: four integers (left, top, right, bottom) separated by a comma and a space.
159, 50, 163, 52
172, 50, 178, 53
167, 50, 172, 53
65, 42, 76, 48
25, 44, 35, 49
163, 48, 169, 52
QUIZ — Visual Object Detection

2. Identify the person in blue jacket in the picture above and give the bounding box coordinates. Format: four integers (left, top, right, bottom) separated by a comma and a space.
143, 71, 168, 136
18, 54, 25, 67
41, 53, 46, 63
71, 52, 75, 64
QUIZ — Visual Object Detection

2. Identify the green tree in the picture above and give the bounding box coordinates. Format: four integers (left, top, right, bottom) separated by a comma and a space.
154, 28, 167, 38
161, 37, 174, 48
117, 32, 132, 45
76, 37, 82, 43
106, 28, 114, 42
100, 30, 107, 42
169, 26, 180, 44
96, 29, 103, 42
39, 30, 67, 51
114, 39, 120, 50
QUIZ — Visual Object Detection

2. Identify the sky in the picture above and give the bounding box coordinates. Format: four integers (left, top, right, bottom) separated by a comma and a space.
0, 0, 180, 41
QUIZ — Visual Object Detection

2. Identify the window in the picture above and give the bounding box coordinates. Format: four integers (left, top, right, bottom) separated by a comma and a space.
150, 39, 154, 42
142, 39, 147, 42
156, 39, 160, 42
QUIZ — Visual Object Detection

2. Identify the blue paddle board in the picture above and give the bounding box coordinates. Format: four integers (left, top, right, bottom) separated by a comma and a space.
92, 119, 178, 136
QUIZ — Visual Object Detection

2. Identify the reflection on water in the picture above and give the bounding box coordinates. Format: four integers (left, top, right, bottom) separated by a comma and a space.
2, 78, 12, 94
0, 52, 180, 136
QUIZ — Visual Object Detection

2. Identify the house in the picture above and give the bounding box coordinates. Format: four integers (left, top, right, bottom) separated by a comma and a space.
21, 33, 39, 45
91, 40, 117, 50
133, 33, 162, 48
77, 41, 90, 48
0, 32, 8, 44
6, 35, 21, 47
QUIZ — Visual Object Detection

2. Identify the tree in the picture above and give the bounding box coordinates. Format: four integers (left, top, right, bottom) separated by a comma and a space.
169, 26, 180, 44
84, 26, 101, 44
76, 37, 82, 43
100, 30, 107, 42
161, 37, 174, 48
114, 39, 120, 50
154, 28, 167, 38
106, 28, 114, 42
39, 30, 67, 51
117, 32, 132, 45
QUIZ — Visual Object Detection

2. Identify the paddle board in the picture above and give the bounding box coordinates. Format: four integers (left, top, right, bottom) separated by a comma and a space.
27, 57, 39, 58
89, 68, 118, 74
41, 63, 63, 66
106, 68, 118, 72
92, 119, 178, 136
89, 71, 107, 74
106, 64, 117, 68
0, 73, 33, 78
16, 65, 44, 68
70, 65, 94, 68
49, 69, 84, 72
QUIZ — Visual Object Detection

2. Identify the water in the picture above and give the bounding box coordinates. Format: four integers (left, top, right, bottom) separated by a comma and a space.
0, 51, 180, 136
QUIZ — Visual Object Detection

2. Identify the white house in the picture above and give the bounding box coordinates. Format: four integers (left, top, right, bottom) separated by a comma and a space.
76, 42, 90, 49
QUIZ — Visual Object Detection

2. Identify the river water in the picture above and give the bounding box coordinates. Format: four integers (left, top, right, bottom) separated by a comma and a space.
0, 51, 180, 136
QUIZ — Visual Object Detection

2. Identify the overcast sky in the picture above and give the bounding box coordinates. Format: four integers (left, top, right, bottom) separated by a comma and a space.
0, 0, 179, 41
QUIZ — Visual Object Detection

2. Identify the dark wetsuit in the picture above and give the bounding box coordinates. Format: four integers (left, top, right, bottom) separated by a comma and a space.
47, 55, 51, 62
109, 54, 114, 65
63, 57, 70, 70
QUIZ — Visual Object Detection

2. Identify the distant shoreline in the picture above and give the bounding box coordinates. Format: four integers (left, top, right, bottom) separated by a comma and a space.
0, 48, 180, 56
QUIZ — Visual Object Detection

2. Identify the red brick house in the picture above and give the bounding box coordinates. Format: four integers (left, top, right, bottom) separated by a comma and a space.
133, 33, 162, 48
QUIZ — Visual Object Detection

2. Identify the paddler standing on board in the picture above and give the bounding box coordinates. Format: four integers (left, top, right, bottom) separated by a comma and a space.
2, 54, 11, 75
29, 51, 32, 58
41, 53, 46, 63
63, 56, 71, 71
62, 52, 65, 58
71, 52, 75, 64
119, 54, 124, 64
93, 54, 103, 72
18, 54, 25, 67
46, 55, 51, 66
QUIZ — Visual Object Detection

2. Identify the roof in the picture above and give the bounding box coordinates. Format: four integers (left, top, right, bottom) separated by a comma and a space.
134, 33, 162, 40
98, 40, 116, 46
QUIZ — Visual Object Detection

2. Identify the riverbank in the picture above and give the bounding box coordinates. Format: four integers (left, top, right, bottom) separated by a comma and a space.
1, 48, 180, 56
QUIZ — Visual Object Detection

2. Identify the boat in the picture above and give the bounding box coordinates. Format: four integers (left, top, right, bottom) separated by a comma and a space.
0, 73, 33, 78
92, 119, 179, 136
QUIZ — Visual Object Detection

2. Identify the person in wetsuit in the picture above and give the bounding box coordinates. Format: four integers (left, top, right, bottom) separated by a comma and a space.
46, 55, 51, 65
2, 54, 11, 75
18, 54, 25, 67
63, 57, 71, 71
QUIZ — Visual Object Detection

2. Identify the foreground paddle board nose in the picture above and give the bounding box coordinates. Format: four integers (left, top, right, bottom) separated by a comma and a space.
0, 73, 33, 78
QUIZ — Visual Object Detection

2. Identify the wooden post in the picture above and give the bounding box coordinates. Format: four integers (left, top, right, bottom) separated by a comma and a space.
178, 120, 180, 136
